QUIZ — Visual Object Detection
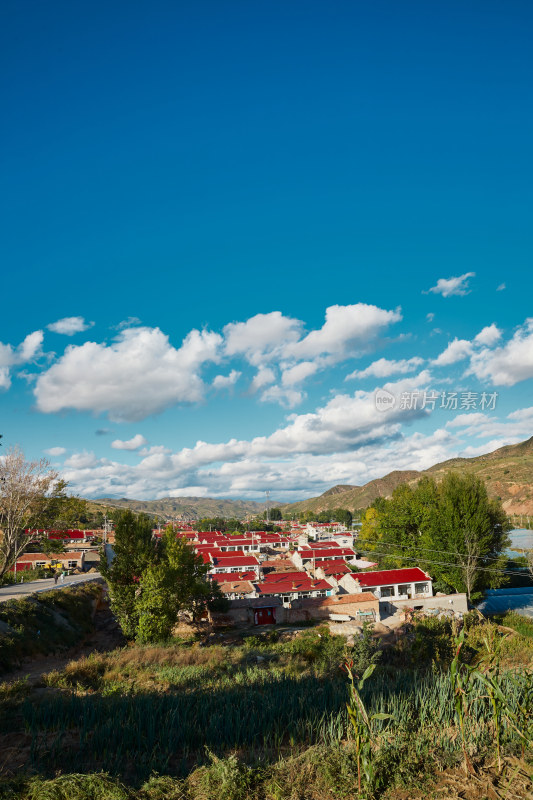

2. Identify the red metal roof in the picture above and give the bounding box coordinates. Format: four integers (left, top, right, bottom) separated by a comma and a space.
298, 548, 354, 559
210, 571, 257, 583
354, 568, 431, 588
257, 578, 331, 595
263, 570, 307, 582
211, 555, 259, 567
317, 560, 351, 575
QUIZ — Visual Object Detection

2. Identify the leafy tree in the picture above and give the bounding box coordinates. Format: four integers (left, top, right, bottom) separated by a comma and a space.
0, 447, 66, 578
267, 507, 282, 521
195, 517, 244, 533
333, 508, 353, 528
358, 473, 510, 598
135, 528, 226, 642
100, 510, 155, 637
423, 473, 510, 598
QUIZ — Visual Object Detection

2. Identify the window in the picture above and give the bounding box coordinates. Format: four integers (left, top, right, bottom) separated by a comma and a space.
398, 584, 411, 596
415, 583, 428, 595
68, 561, 78, 568
379, 586, 394, 598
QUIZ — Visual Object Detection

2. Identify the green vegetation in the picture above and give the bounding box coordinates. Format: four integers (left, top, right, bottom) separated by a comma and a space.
102, 511, 227, 642
0, 618, 530, 798
0, 583, 101, 673
359, 473, 510, 598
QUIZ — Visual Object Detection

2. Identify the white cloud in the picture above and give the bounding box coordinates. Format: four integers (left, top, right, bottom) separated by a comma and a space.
18, 331, 44, 362
281, 361, 319, 386
250, 366, 276, 393
474, 324, 501, 347
0, 330, 44, 390
496, 283, 506, 292
467, 318, 533, 386
34, 326, 222, 422
425, 272, 475, 297
507, 406, 533, 421
212, 370, 241, 390
445, 407, 533, 443
346, 357, 424, 381
0, 368, 11, 391
433, 338, 473, 367
47, 316, 93, 335
223, 312, 302, 366
260, 385, 305, 408
283, 303, 402, 362
44, 446, 67, 456
426, 312, 435, 322
111, 434, 148, 451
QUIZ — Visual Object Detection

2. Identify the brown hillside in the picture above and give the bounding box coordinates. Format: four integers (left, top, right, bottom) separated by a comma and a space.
283, 437, 533, 517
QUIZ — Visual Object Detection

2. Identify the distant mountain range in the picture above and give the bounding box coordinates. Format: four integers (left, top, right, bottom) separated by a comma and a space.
92, 436, 533, 520
281, 436, 533, 518
93, 496, 274, 521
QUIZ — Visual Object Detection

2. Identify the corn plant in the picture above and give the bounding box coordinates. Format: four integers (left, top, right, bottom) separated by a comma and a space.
449, 628, 476, 775
344, 660, 392, 796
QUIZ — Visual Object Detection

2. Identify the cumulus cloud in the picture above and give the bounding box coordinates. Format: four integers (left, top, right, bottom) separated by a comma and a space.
467, 318, 533, 386
283, 303, 402, 362
111, 434, 148, 451
250, 366, 276, 393
433, 338, 473, 367
474, 324, 501, 347
281, 361, 319, 386
44, 446, 67, 456
425, 272, 475, 297
47, 316, 93, 335
34, 326, 222, 422
445, 407, 533, 444
58, 371, 434, 497
260, 385, 305, 408
212, 370, 241, 390
496, 283, 506, 292
0, 330, 44, 391
346, 357, 424, 381
223, 312, 302, 366
426, 312, 435, 322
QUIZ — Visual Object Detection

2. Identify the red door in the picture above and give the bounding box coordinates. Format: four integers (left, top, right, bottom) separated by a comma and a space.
254, 607, 276, 625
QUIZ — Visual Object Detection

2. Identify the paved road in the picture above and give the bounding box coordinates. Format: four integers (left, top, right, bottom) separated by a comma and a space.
0, 573, 103, 602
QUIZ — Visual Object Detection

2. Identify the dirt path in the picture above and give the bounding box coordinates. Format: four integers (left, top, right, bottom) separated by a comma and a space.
4, 608, 126, 685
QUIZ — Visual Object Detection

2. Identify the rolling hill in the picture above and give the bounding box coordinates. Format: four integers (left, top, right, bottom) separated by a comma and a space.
282, 436, 533, 518
92, 496, 274, 521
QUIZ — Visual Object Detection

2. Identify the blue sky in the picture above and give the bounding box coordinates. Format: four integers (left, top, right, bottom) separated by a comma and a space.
1, 1, 532, 500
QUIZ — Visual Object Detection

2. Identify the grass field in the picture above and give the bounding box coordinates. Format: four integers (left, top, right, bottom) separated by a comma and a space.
0, 614, 531, 799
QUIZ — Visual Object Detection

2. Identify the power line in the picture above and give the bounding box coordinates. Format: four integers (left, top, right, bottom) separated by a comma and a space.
354, 536, 514, 564
355, 546, 526, 578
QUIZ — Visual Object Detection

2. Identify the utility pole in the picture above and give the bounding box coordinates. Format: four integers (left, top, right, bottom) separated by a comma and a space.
103, 514, 109, 545
265, 490, 271, 524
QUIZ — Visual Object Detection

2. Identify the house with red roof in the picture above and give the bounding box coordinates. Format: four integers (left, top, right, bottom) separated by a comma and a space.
208, 554, 260, 578
338, 568, 433, 600
291, 546, 356, 569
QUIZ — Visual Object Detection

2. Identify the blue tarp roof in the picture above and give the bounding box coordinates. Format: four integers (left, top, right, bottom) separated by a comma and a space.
477, 587, 533, 619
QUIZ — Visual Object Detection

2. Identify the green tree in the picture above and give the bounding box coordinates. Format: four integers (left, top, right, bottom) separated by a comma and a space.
135, 527, 227, 642
101, 510, 155, 637
358, 473, 510, 598
333, 508, 353, 528
423, 473, 510, 599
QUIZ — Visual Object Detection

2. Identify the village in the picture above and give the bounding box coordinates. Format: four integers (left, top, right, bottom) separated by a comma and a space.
8, 518, 468, 637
